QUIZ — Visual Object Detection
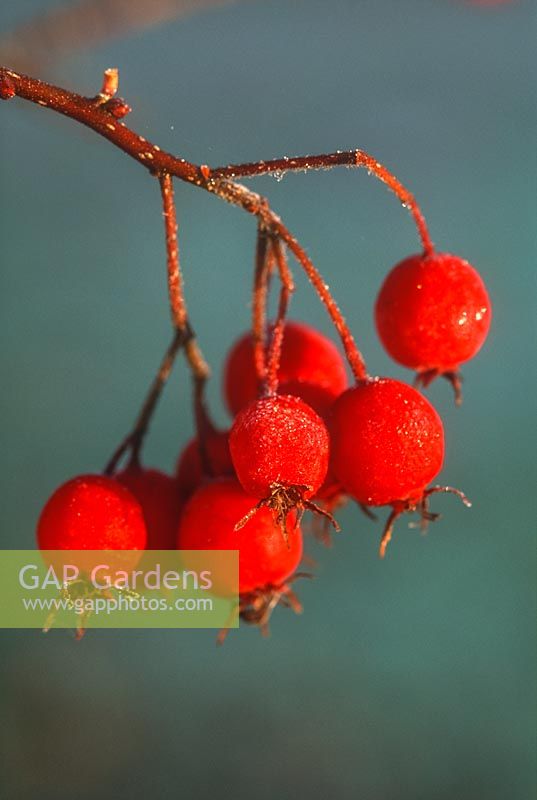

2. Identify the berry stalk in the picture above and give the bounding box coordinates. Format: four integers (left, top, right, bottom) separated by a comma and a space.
105, 174, 211, 474
211, 150, 435, 257
264, 237, 295, 395
159, 172, 213, 472
159, 173, 188, 331
210, 179, 370, 382
0, 67, 371, 381
271, 223, 369, 382
159, 170, 211, 418
251, 223, 272, 390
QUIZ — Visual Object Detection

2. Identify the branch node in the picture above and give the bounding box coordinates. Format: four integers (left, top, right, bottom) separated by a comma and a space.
102, 97, 131, 119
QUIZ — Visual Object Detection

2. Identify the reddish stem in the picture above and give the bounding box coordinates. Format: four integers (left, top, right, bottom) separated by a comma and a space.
272, 220, 369, 382
211, 150, 434, 256
0, 67, 379, 380
158, 173, 213, 468
265, 238, 295, 395
211, 181, 369, 382
159, 173, 187, 331
252, 223, 271, 389
104, 170, 213, 474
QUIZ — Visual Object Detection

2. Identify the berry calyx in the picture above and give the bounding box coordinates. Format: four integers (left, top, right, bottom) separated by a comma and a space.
223, 321, 348, 417
177, 479, 304, 636
229, 394, 333, 535
117, 465, 183, 550
175, 428, 234, 501
330, 378, 468, 554
375, 252, 491, 403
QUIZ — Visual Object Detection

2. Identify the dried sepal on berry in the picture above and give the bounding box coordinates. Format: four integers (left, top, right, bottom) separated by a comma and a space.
229, 394, 338, 541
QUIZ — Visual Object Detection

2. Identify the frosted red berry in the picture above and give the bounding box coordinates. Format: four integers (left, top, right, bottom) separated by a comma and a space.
177, 478, 302, 595
37, 474, 147, 554
229, 394, 329, 502
330, 378, 444, 507
175, 428, 234, 500
117, 465, 183, 550
375, 252, 491, 397
223, 321, 348, 417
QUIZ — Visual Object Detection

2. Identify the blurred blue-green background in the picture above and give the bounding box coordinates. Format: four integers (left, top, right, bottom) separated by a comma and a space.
0, 1, 535, 797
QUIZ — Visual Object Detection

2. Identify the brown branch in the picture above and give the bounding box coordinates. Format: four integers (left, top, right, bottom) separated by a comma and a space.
0, 66, 383, 381
0, 68, 199, 181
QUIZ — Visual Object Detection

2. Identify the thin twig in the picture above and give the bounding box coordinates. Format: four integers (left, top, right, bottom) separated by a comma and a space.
252, 221, 272, 389
1, 66, 428, 382
265, 237, 294, 395
103, 171, 211, 473
211, 151, 434, 255
159, 173, 188, 331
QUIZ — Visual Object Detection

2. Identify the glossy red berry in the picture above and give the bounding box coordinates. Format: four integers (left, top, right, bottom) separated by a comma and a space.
177, 479, 302, 595
175, 428, 234, 500
375, 252, 491, 397
223, 321, 348, 417
330, 378, 444, 507
117, 465, 183, 550
37, 474, 147, 557
229, 394, 329, 502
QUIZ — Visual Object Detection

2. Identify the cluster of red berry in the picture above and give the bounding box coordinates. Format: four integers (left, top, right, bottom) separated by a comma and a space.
0, 66, 496, 638
37, 247, 491, 634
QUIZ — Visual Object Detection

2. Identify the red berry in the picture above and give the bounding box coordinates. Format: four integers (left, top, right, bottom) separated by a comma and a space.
330, 378, 444, 507
229, 394, 329, 502
375, 252, 491, 391
37, 475, 147, 570
315, 468, 345, 507
175, 428, 234, 500
223, 321, 348, 417
117, 465, 183, 550
177, 479, 302, 595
